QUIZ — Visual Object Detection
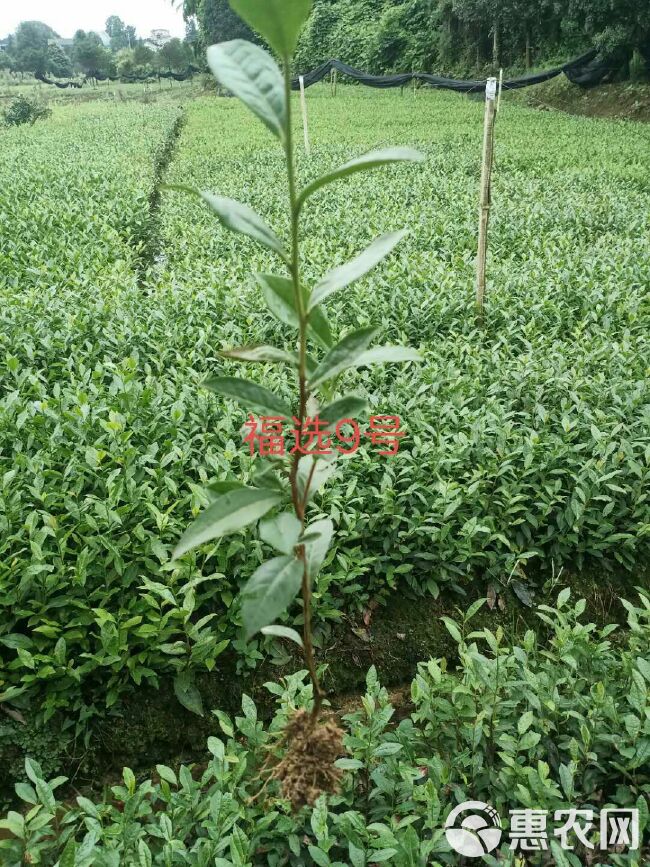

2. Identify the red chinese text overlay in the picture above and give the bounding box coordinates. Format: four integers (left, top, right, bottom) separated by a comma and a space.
243, 415, 405, 457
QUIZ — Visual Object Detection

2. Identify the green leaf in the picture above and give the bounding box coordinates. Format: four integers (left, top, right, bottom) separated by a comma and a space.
309, 327, 378, 389
308, 304, 335, 349
352, 346, 422, 368
173, 487, 281, 559
14, 783, 36, 804
549, 841, 572, 867
320, 396, 368, 426
241, 556, 303, 637
336, 758, 364, 770
0, 634, 33, 650
370, 851, 398, 863
199, 192, 285, 255
167, 186, 285, 256
35, 778, 55, 813
310, 230, 407, 310
636, 656, 650, 683
256, 273, 297, 327
518, 711, 534, 735
465, 598, 486, 621
373, 741, 403, 757
59, 839, 77, 867
519, 731, 541, 750
220, 345, 296, 365
307, 846, 330, 867
512, 579, 534, 607
24, 757, 43, 785
260, 624, 303, 646
557, 587, 571, 608
230, 0, 312, 59
298, 147, 425, 210
123, 767, 136, 795
0, 811, 24, 839
251, 460, 285, 491
559, 763, 574, 799
259, 512, 302, 554
297, 453, 338, 502
207, 737, 225, 761
155, 765, 178, 786
304, 519, 334, 578
256, 273, 333, 348
174, 670, 204, 716
637, 793, 649, 833
204, 375, 292, 417
138, 840, 153, 867
207, 40, 286, 138
206, 480, 246, 501
441, 617, 462, 643
241, 693, 257, 721
0, 685, 26, 703
348, 842, 366, 867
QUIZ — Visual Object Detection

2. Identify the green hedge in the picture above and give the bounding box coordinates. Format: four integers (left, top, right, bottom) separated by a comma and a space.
1, 91, 649, 738
1, 589, 648, 865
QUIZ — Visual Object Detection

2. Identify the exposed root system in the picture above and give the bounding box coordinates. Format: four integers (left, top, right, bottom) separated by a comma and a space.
270, 710, 345, 810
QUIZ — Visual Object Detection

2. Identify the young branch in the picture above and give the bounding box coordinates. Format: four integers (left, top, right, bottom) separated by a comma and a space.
283, 62, 323, 722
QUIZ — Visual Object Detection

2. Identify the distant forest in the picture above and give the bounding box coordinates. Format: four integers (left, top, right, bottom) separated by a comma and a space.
0, 17, 197, 79
183, 0, 650, 79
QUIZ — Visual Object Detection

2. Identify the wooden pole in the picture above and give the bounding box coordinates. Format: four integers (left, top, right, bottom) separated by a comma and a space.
475, 77, 497, 315
299, 75, 310, 155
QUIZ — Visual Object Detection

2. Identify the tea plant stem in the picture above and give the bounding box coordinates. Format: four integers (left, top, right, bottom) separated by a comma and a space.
283, 63, 323, 722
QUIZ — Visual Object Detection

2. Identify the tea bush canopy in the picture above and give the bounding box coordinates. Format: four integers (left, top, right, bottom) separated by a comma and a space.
1, 81, 648, 734
1, 590, 648, 863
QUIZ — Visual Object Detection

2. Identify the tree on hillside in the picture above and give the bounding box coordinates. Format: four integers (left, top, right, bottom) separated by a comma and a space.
73, 30, 112, 75
115, 48, 136, 78
185, 18, 200, 59
452, 0, 499, 66
564, 0, 650, 56
14, 21, 58, 75
47, 42, 72, 77
187, 0, 255, 47
106, 16, 129, 51
159, 38, 190, 70
133, 44, 156, 70
183, 0, 649, 79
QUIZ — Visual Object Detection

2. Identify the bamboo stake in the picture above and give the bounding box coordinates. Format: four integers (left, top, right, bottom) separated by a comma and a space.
475, 77, 497, 315
299, 75, 310, 155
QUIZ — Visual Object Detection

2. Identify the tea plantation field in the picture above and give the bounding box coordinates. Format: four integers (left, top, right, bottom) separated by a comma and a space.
1, 88, 649, 740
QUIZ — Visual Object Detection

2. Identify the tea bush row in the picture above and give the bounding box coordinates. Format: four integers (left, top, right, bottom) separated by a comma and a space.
1, 590, 648, 865
156, 90, 650, 597
1, 101, 180, 293
1, 92, 649, 733
0, 102, 212, 732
